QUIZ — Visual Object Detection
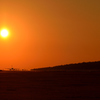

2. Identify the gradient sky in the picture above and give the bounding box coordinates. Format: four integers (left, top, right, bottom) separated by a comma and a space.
0, 0, 100, 70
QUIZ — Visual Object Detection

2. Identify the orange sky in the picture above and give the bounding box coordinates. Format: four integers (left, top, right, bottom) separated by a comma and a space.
0, 0, 100, 70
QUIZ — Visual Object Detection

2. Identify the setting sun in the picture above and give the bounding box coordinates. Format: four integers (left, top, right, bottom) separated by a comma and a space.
1, 29, 9, 38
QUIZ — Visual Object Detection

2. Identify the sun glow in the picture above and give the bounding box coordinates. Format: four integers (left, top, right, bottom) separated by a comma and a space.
1, 29, 9, 38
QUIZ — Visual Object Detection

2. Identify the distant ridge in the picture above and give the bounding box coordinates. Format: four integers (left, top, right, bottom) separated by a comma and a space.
31, 61, 100, 71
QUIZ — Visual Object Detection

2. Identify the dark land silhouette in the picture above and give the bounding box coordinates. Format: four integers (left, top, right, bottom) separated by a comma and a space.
31, 61, 100, 71
0, 61, 100, 100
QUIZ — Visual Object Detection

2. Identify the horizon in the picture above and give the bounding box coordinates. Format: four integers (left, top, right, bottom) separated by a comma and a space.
0, 0, 100, 70
1, 60, 100, 71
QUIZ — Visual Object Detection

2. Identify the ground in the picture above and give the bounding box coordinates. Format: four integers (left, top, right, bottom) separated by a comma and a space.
0, 71, 100, 100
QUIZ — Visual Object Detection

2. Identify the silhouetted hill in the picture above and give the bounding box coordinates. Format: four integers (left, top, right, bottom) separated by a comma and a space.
31, 61, 100, 71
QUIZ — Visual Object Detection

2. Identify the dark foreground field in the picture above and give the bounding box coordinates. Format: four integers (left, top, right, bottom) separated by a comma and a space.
0, 71, 100, 100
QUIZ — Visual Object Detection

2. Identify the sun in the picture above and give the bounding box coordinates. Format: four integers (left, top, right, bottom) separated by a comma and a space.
1, 29, 9, 38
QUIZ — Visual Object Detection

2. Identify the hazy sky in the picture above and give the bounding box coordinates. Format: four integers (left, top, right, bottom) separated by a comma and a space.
0, 0, 100, 70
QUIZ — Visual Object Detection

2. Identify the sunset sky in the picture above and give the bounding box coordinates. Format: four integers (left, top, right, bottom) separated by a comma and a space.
0, 0, 100, 70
